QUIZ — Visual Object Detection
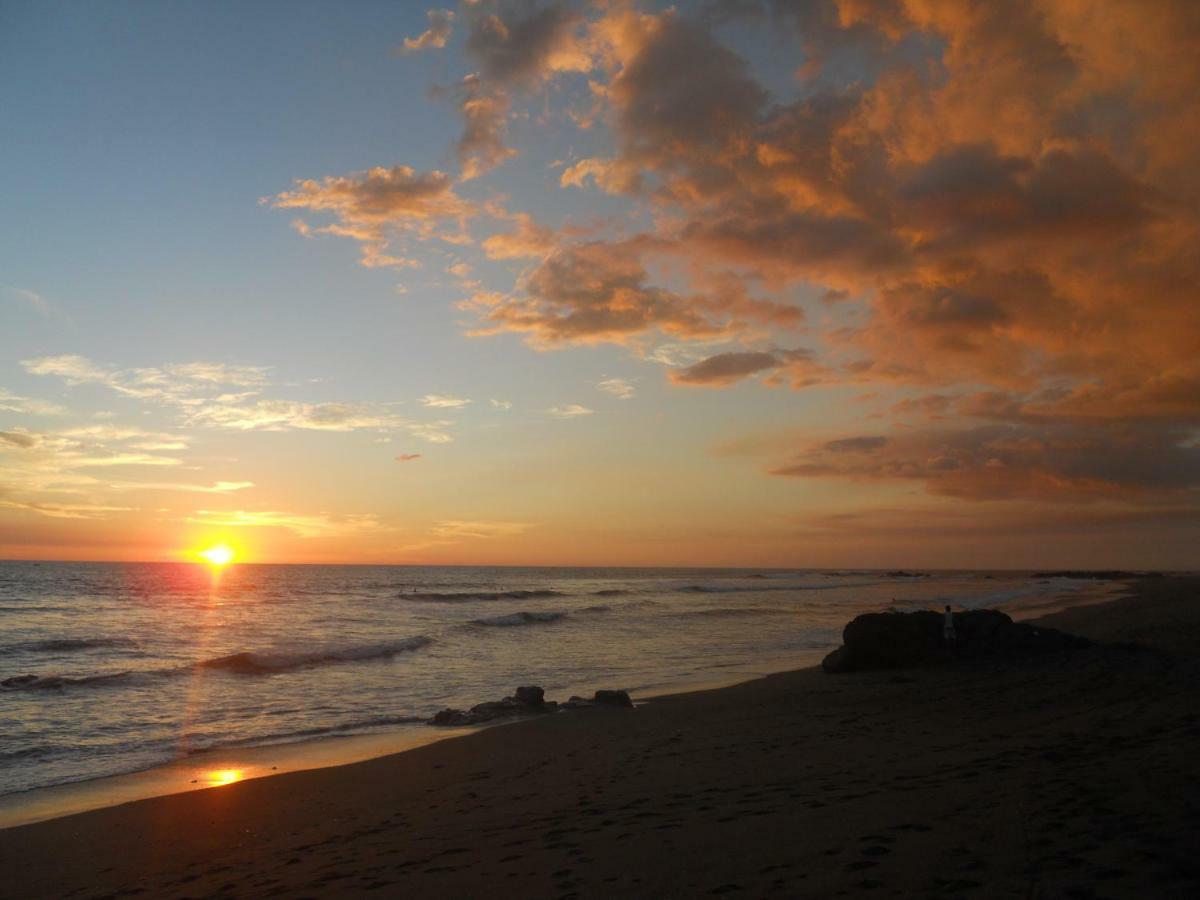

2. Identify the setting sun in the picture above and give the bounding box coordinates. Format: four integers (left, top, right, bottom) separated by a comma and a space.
198, 544, 235, 566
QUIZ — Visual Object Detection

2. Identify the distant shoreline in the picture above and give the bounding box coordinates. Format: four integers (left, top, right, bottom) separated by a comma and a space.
0, 558, 1185, 573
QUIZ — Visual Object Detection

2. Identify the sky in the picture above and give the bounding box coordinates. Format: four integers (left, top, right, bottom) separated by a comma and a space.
1, 0, 1197, 568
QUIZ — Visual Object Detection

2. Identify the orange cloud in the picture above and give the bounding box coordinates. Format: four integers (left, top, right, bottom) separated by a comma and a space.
668, 349, 825, 389
481, 213, 555, 259
273, 0, 1200, 537
268, 165, 473, 266
400, 8, 455, 53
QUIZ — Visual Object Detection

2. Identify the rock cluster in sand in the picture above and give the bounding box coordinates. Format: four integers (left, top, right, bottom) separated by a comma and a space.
429, 686, 633, 725
822, 608, 1090, 673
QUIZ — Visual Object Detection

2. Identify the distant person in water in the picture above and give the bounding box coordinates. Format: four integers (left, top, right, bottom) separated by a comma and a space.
943, 604, 957, 646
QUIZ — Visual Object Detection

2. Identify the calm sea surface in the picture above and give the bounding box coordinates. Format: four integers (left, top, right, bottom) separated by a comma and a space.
0, 562, 1088, 797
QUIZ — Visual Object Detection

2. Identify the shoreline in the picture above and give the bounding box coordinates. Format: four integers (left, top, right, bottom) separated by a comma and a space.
0, 578, 1125, 831
2, 575, 1196, 897
0, 647, 832, 831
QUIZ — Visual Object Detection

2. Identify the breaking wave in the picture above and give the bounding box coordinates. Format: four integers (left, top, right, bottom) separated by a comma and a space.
401, 589, 566, 603
18, 637, 139, 653
1, 671, 140, 691
674, 606, 795, 619
678, 581, 881, 594
2, 637, 434, 690
198, 637, 433, 675
471, 611, 567, 627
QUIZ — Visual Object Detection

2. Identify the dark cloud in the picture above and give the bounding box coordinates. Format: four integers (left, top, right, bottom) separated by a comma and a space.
898, 144, 1155, 252
455, 76, 516, 180
452, 1, 588, 178
468, 239, 805, 347
823, 436, 888, 453
670, 351, 781, 387
465, 1, 582, 85
606, 10, 766, 161
0, 431, 37, 449
771, 423, 1200, 501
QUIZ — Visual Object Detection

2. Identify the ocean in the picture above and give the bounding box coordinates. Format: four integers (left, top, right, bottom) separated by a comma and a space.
0, 562, 1094, 801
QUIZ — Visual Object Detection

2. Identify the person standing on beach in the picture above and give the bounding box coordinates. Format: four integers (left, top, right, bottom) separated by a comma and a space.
943, 604, 957, 646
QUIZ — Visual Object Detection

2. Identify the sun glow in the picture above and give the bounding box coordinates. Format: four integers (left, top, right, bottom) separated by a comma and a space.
207, 768, 243, 786
198, 544, 235, 566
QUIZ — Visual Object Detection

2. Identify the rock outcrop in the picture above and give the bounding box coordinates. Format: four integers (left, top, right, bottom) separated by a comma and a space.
593, 689, 634, 707
562, 689, 635, 709
822, 608, 1091, 673
428, 685, 634, 725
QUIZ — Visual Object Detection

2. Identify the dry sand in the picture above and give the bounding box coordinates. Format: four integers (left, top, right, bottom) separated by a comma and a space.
1, 577, 1197, 899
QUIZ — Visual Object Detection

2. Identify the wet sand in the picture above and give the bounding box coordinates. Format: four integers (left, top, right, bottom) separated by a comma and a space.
2, 576, 1197, 898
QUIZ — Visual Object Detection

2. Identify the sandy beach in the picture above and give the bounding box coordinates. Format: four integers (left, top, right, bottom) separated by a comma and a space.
2, 576, 1197, 899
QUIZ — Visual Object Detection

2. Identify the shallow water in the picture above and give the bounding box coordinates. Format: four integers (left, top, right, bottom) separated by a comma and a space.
0, 562, 1089, 798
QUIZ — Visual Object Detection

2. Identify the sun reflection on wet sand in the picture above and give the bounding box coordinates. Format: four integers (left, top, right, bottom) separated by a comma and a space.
206, 769, 243, 786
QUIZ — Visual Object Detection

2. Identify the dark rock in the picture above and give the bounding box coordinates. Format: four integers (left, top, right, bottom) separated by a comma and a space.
593, 689, 633, 707
470, 698, 521, 717
429, 688, 559, 726
429, 685, 629, 725
820, 646, 849, 674
822, 608, 1091, 673
514, 685, 545, 706
430, 707, 473, 726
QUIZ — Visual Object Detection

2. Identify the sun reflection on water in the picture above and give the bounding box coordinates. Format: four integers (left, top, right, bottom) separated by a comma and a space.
207, 769, 243, 786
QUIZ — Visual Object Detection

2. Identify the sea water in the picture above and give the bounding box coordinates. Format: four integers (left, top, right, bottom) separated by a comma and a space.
0, 562, 1093, 799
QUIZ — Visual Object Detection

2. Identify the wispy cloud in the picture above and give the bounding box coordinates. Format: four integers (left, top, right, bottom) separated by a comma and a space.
0, 433, 221, 536
188, 509, 381, 538
0, 388, 66, 417
108, 480, 254, 494
2, 284, 67, 321
22, 355, 270, 405
420, 394, 472, 409
22, 354, 456, 443
0, 498, 134, 520
405, 420, 455, 444
489, 399, 512, 410
546, 404, 593, 418
0, 427, 184, 469
395, 453, 422, 462
399, 8, 455, 53
189, 399, 456, 443
429, 519, 532, 539
596, 377, 635, 399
